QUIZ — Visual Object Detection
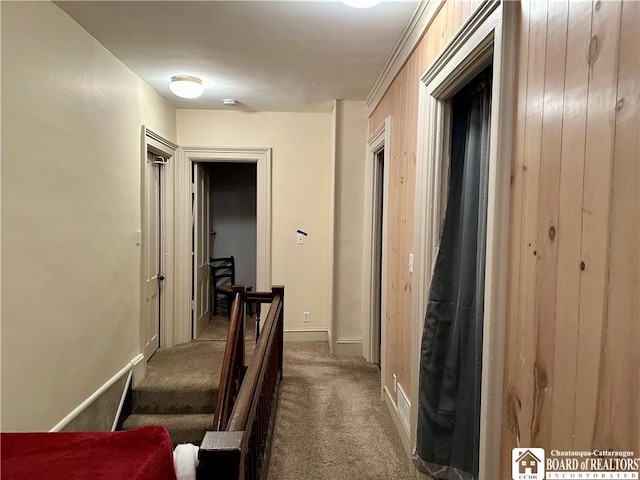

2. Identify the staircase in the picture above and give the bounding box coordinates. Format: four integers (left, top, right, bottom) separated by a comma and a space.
121, 341, 224, 445
120, 315, 256, 446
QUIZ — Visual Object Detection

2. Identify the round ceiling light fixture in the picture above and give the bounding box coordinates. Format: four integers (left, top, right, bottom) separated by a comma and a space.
341, 0, 382, 8
169, 75, 204, 99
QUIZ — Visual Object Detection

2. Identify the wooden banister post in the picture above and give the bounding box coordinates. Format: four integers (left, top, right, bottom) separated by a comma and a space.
214, 285, 249, 431
233, 285, 247, 366
198, 431, 244, 480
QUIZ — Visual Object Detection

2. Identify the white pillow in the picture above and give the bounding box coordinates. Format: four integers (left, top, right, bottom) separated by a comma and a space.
173, 443, 199, 480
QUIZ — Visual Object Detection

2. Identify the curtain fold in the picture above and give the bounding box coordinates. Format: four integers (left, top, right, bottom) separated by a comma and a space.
414, 67, 492, 480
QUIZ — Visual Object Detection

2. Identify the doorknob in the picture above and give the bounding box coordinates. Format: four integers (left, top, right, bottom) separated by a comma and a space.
158, 275, 166, 281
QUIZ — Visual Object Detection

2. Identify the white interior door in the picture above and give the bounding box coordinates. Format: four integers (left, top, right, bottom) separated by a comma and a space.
193, 164, 212, 338
143, 151, 161, 359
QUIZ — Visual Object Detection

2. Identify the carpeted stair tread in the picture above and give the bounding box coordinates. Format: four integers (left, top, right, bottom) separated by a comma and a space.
133, 341, 225, 414
133, 385, 218, 415
121, 414, 214, 447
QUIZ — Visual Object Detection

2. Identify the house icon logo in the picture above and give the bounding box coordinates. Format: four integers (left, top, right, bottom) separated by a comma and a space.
512, 448, 545, 480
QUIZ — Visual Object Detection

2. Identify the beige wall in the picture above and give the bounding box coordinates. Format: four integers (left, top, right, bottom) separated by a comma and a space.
1, 1, 176, 430
333, 101, 368, 353
177, 110, 333, 336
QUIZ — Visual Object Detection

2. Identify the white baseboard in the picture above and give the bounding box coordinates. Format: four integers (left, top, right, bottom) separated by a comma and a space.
50, 354, 144, 432
383, 386, 412, 460
284, 328, 329, 343
335, 339, 363, 357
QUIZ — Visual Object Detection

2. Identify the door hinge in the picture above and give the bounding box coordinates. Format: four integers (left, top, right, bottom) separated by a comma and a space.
191, 183, 196, 194
191, 300, 196, 310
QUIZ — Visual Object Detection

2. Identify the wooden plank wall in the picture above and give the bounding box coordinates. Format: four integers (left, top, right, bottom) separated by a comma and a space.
501, 0, 639, 476
369, 0, 482, 406
370, 0, 637, 473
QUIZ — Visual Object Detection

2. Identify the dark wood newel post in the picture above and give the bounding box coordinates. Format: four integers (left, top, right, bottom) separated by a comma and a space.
198, 431, 244, 479
232, 285, 247, 309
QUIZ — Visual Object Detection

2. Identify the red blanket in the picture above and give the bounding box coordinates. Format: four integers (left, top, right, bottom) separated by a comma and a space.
1, 426, 177, 480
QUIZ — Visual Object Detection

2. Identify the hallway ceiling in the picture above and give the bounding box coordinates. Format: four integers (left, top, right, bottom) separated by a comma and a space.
55, 1, 419, 112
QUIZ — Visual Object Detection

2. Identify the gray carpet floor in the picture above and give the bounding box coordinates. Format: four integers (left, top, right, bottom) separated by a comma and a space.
267, 342, 415, 480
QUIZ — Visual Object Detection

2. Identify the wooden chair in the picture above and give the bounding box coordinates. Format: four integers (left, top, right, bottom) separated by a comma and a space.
211, 256, 235, 316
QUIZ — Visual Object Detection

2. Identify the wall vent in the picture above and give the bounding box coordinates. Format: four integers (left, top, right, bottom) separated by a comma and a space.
397, 383, 411, 436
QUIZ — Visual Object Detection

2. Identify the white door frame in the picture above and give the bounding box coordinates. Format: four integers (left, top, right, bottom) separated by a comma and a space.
175, 146, 272, 343
411, 2, 516, 478
363, 117, 390, 374
141, 127, 177, 353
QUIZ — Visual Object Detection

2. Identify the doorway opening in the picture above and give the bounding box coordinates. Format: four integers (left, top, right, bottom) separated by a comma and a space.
209, 163, 258, 288
415, 63, 493, 479
176, 147, 271, 344
411, 3, 516, 477
191, 162, 258, 338
371, 148, 385, 367
363, 116, 390, 382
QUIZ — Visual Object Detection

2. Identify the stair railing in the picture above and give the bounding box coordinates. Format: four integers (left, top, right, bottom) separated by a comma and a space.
212, 285, 247, 432
198, 285, 285, 480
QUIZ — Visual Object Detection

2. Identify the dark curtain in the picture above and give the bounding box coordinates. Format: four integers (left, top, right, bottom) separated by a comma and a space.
414, 66, 492, 480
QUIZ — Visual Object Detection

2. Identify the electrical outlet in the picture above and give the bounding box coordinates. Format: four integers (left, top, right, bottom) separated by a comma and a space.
408, 253, 414, 274
392, 373, 397, 393
303, 311, 310, 323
